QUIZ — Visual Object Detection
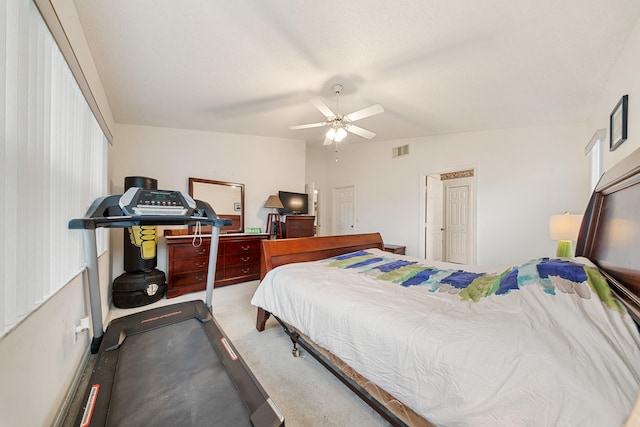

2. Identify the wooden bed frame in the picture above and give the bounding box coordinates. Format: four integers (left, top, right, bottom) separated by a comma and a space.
576, 146, 640, 322
254, 147, 640, 426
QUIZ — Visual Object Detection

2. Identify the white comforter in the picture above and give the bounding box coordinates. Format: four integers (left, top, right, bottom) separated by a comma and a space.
251, 249, 640, 426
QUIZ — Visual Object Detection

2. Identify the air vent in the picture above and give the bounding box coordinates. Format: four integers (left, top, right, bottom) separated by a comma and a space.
392, 144, 409, 158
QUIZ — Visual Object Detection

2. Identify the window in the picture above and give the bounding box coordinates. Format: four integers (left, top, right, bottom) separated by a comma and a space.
1, 0, 108, 337
585, 129, 605, 193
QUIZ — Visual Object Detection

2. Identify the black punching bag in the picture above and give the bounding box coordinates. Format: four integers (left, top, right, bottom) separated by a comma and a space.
123, 176, 158, 272
112, 176, 166, 308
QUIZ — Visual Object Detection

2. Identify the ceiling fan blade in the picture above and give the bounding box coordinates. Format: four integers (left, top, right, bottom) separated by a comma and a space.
344, 104, 384, 122
323, 136, 334, 146
310, 98, 336, 119
346, 124, 376, 139
289, 122, 326, 130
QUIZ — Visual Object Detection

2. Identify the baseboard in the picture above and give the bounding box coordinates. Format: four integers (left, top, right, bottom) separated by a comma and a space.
52, 347, 92, 427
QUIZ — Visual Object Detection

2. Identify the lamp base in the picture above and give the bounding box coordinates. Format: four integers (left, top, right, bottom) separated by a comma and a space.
556, 240, 573, 258
266, 213, 282, 239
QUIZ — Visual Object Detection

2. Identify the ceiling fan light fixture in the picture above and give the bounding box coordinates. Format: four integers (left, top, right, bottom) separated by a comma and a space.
325, 126, 348, 142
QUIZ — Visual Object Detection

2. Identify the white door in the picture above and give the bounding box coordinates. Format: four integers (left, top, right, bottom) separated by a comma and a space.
425, 175, 444, 260
445, 183, 470, 264
333, 186, 355, 235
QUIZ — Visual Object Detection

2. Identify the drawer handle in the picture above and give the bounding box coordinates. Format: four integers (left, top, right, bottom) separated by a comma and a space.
241, 257, 250, 262
194, 262, 206, 268
195, 274, 207, 281
194, 249, 207, 255
241, 245, 251, 251
241, 268, 250, 274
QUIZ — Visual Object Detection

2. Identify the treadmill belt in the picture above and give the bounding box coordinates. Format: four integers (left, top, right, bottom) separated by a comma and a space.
108, 318, 251, 426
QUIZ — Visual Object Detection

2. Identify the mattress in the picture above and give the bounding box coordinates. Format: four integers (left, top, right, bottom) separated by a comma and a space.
251, 248, 640, 426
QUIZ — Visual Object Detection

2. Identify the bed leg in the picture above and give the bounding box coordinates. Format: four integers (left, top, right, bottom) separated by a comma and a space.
292, 343, 300, 358
256, 308, 270, 331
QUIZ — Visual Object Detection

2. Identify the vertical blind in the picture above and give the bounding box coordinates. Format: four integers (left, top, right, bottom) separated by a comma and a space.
1, 0, 108, 337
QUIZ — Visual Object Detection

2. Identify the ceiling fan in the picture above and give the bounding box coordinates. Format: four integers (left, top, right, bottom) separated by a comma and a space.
289, 84, 384, 145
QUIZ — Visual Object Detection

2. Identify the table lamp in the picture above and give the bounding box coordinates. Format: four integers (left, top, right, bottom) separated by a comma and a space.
264, 195, 284, 238
548, 212, 583, 257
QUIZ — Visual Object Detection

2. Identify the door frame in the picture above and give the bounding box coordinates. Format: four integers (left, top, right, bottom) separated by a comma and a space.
419, 168, 477, 263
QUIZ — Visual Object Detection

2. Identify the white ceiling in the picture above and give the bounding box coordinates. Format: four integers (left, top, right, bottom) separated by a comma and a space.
73, 0, 640, 146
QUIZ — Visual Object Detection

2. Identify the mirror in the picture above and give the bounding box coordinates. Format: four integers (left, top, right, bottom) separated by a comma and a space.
189, 177, 244, 233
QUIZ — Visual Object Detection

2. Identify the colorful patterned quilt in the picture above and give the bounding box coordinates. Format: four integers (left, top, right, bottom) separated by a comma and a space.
252, 249, 640, 426
327, 250, 623, 311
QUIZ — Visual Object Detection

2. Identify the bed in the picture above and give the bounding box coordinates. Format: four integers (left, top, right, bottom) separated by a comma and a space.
251, 147, 640, 427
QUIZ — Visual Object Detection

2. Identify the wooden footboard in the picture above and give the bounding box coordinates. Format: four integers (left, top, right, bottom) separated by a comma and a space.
256, 233, 384, 331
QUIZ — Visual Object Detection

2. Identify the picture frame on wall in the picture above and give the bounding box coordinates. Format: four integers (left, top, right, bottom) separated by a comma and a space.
610, 94, 628, 151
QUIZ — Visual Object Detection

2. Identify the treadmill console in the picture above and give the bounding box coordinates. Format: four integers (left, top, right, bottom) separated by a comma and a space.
119, 187, 197, 216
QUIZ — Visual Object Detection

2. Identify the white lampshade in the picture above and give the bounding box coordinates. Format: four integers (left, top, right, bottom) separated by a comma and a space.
549, 213, 583, 241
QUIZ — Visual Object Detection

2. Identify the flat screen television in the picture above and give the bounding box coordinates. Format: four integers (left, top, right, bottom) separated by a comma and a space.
278, 191, 309, 215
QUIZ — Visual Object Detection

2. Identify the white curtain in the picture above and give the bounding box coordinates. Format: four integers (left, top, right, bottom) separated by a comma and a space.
1, 0, 108, 337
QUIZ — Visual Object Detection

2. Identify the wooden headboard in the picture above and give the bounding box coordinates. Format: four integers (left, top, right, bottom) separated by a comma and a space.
260, 233, 384, 280
576, 146, 640, 322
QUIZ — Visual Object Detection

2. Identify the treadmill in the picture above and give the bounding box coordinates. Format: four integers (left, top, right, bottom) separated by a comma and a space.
69, 188, 284, 427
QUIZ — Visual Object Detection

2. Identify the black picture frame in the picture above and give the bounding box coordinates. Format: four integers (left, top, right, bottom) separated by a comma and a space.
610, 94, 628, 151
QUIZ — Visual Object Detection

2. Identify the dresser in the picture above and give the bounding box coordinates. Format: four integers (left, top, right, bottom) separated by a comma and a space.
280, 215, 315, 238
165, 233, 268, 298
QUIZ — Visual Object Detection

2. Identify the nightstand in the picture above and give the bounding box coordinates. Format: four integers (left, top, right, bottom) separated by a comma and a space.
383, 244, 406, 255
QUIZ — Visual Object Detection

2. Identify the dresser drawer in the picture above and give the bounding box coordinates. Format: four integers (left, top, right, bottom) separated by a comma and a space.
171, 243, 211, 260
223, 239, 261, 255
170, 271, 206, 288
225, 252, 260, 267
225, 263, 260, 279
171, 257, 209, 274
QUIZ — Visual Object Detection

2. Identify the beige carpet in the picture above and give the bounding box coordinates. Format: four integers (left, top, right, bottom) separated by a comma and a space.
104, 280, 391, 427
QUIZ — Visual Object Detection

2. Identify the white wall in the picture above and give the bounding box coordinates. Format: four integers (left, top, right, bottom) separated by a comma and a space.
0, 253, 110, 427
589, 15, 640, 171
111, 124, 306, 276
307, 123, 590, 266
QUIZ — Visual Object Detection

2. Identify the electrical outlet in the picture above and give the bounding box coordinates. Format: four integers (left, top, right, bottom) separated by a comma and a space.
74, 317, 90, 344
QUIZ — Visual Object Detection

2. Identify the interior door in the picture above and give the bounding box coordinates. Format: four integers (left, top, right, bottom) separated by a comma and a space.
425, 175, 444, 260
445, 183, 470, 264
333, 186, 355, 235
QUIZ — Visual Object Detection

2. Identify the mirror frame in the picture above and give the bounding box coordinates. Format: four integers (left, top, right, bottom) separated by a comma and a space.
188, 177, 245, 233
